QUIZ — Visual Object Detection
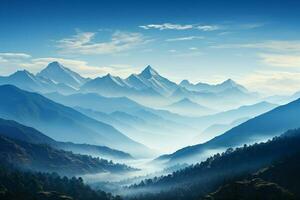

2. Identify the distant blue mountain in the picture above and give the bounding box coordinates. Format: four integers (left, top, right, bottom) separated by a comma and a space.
0, 85, 151, 157
166, 98, 214, 116
158, 98, 300, 164
180, 78, 248, 93
192, 101, 278, 128
0, 118, 133, 160
37, 61, 89, 89
176, 79, 259, 110
0, 67, 76, 94
0, 135, 135, 176
80, 65, 178, 98
45, 92, 146, 113
134, 65, 178, 96
0, 62, 259, 110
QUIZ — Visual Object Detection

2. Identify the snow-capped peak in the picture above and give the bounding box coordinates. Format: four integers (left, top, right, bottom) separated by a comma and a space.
12, 70, 36, 79
140, 65, 159, 79
37, 61, 87, 88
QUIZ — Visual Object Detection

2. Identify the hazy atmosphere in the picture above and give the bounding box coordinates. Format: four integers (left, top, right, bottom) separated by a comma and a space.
1, 1, 300, 200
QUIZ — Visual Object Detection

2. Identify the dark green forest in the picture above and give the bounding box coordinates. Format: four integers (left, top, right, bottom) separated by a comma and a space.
0, 135, 135, 175
0, 163, 122, 200
126, 129, 300, 200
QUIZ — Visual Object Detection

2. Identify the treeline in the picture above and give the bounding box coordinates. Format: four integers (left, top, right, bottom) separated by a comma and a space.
0, 164, 122, 200
126, 129, 300, 200
0, 135, 135, 175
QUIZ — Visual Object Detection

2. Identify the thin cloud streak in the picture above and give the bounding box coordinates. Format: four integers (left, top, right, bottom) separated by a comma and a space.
165, 36, 204, 42
211, 40, 300, 52
0, 53, 137, 78
259, 53, 300, 67
140, 23, 220, 31
57, 31, 149, 55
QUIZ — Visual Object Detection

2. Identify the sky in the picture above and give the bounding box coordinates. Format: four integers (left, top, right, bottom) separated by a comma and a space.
0, 0, 300, 95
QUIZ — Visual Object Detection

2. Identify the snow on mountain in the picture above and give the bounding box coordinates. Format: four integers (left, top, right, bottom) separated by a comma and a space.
80, 73, 136, 96
81, 65, 178, 98
125, 74, 150, 90
135, 65, 178, 96
0, 68, 76, 94
180, 78, 248, 93
37, 61, 88, 89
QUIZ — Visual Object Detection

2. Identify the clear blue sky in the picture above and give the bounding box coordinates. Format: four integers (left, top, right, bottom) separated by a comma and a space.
1, 0, 300, 95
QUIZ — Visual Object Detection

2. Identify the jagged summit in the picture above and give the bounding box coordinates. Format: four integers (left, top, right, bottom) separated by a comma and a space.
140, 65, 159, 79
103, 73, 114, 79
219, 78, 248, 92
37, 61, 87, 88
38, 61, 70, 75
46, 61, 65, 69
221, 78, 237, 86
10, 70, 37, 82
12, 69, 33, 76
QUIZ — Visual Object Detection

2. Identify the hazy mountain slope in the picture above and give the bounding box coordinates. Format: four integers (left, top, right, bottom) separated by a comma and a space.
45, 92, 145, 113
0, 135, 135, 176
45, 92, 198, 151
128, 129, 300, 200
191, 101, 278, 130
37, 61, 88, 88
195, 117, 250, 142
0, 85, 150, 157
135, 65, 178, 96
0, 165, 119, 200
160, 98, 300, 164
166, 98, 214, 116
0, 118, 133, 160
81, 74, 134, 96
180, 78, 248, 93
0, 70, 76, 94
174, 80, 259, 110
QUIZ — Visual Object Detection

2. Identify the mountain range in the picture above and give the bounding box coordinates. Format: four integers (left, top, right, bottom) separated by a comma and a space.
0, 61, 258, 111
37, 61, 89, 89
165, 98, 214, 116
158, 97, 300, 164
0, 118, 135, 175
128, 129, 300, 200
44, 91, 199, 151
0, 85, 151, 157
0, 118, 133, 160
0, 135, 135, 175
180, 78, 248, 93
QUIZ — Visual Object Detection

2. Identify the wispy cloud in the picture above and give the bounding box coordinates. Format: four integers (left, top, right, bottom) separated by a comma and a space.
57, 31, 149, 55
165, 36, 204, 42
211, 40, 300, 68
139, 23, 193, 30
0, 53, 137, 78
140, 22, 263, 32
140, 23, 220, 31
259, 53, 300, 67
241, 70, 300, 95
239, 23, 265, 30
211, 40, 300, 52
196, 25, 220, 31
0, 52, 31, 63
